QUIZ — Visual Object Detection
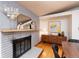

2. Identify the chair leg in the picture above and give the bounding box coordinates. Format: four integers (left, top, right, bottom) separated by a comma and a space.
62, 52, 66, 58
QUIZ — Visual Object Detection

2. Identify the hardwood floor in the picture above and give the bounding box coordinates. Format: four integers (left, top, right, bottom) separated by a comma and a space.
36, 42, 63, 58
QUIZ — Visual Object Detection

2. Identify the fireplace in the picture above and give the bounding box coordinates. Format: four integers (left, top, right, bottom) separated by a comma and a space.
13, 35, 31, 58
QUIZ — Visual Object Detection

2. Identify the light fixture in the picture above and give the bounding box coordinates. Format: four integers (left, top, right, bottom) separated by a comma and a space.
4, 7, 19, 20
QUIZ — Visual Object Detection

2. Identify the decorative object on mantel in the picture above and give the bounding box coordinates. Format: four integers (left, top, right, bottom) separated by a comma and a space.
17, 20, 36, 30
17, 23, 22, 29
16, 13, 36, 30
20, 20, 32, 29
61, 31, 64, 37
58, 31, 64, 37
58, 32, 61, 36
31, 21, 36, 29
17, 14, 31, 24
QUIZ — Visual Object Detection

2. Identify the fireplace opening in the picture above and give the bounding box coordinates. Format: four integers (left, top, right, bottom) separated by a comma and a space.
13, 35, 31, 58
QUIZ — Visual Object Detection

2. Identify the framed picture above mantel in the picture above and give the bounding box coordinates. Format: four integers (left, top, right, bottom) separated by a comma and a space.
48, 21, 61, 34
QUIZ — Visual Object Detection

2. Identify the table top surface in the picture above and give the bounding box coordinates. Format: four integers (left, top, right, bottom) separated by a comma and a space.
62, 41, 79, 58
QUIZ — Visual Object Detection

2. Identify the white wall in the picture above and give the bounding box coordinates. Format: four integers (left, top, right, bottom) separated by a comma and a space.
39, 15, 72, 40
0, 12, 17, 29
72, 11, 79, 39
67, 15, 72, 39
68, 7, 79, 39
0, 32, 1, 58
40, 19, 48, 35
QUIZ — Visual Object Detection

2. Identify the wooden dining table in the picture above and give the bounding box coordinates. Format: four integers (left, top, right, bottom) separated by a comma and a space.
62, 41, 79, 58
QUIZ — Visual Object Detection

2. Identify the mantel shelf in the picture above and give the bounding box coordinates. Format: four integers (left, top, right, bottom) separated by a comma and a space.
0, 29, 38, 33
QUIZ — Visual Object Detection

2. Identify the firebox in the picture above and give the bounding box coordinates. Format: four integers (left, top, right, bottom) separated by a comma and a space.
13, 35, 31, 58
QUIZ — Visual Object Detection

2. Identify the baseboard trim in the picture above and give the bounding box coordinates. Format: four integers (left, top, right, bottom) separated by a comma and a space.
68, 39, 79, 43
35, 41, 42, 46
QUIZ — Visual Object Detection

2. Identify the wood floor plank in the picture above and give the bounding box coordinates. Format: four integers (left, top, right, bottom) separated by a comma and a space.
36, 42, 63, 58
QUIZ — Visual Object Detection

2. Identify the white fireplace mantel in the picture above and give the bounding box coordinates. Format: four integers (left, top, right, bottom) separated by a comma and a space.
0, 29, 39, 33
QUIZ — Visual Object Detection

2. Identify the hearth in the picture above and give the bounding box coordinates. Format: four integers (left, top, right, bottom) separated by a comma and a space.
13, 35, 31, 58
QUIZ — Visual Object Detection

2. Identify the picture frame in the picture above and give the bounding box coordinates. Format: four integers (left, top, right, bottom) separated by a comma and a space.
48, 21, 61, 33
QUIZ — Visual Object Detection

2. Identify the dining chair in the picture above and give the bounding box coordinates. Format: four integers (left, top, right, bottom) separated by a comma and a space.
52, 43, 60, 58
52, 43, 66, 58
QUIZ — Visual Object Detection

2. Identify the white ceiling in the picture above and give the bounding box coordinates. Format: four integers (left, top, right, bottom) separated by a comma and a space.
18, 1, 79, 16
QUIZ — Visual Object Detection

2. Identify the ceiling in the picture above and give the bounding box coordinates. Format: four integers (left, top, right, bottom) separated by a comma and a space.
18, 1, 79, 16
